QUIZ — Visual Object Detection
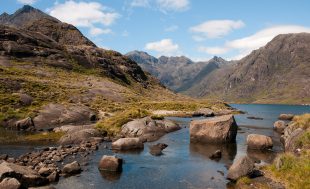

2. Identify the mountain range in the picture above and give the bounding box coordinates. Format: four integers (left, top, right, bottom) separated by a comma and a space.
127, 34, 310, 104
126, 51, 231, 92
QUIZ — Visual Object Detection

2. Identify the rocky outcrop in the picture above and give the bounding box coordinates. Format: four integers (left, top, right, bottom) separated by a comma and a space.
281, 124, 304, 152
190, 115, 238, 143
246, 134, 273, 150
227, 156, 255, 181
149, 143, 168, 156
112, 138, 144, 150
33, 104, 96, 130
14, 117, 34, 131
273, 120, 287, 133
278, 114, 294, 121
121, 117, 181, 142
98, 156, 123, 172
58, 128, 102, 145
0, 161, 48, 187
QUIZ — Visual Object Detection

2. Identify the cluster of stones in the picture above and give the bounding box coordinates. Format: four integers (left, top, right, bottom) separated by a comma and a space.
0, 139, 102, 188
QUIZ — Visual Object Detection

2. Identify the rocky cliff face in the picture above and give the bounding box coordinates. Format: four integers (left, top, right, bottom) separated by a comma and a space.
126, 51, 229, 91
0, 5, 95, 47
185, 33, 310, 104
0, 5, 148, 86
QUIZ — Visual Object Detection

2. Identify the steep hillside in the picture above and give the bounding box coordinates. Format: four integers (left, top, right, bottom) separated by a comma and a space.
126, 51, 229, 91
0, 6, 229, 134
0, 5, 95, 46
185, 33, 310, 104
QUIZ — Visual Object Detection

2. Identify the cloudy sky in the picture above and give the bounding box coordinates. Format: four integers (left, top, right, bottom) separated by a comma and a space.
2, 0, 310, 60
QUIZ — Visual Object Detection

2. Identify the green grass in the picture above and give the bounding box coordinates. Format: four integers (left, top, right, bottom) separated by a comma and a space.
96, 108, 150, 135
0, 128, 64, 144
296, 131, 310, 149
267, 152, 310, 189
291, 113, 310, 130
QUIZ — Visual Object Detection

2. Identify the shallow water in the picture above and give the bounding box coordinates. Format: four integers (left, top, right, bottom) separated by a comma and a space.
51, 104, 309, 189
1, 104, 309, 189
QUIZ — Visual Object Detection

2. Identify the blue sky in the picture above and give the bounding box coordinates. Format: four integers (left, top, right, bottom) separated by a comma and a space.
1, 0, 310, 60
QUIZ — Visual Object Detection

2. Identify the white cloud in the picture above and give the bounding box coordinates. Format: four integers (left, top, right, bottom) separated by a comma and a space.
17, 0, 37, 4
89, 27, 112, 36
48, 1, 119, 36
130, 0, 150, 7
165, 25, 179, 32
198, 46, 229, 55
49, 1, 119, 27
190, 20, 245, 40
157, 0, 190, 12
145, 38, 179, 55
199, 25, 310, 60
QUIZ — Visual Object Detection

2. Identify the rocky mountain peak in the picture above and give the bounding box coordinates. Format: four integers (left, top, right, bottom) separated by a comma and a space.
16, 5, 36, 13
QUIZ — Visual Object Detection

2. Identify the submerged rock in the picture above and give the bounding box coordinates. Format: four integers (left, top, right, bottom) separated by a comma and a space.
227, 156, 255, 181
246, 134, 273, 150
112, 138, 144, 150
98, 155, 123, 172
278, 114, 294, 121
149, 143, 168, 156
209, 150, 222, 160
190, 115, 238, 143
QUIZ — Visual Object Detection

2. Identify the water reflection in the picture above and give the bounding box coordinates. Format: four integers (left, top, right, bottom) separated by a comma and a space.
99, 170, 122, 181
247, 149, 276, 163
112, 148, 144, 155
189, 142, 237, 163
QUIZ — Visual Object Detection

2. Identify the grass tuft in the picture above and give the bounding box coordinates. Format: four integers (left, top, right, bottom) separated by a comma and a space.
96, 108, 150, 136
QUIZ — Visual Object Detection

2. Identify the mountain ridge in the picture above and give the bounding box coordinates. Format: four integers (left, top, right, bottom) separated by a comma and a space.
126, 51, 230, 92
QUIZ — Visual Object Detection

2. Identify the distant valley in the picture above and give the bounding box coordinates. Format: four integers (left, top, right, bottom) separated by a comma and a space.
127, 33, 310, 104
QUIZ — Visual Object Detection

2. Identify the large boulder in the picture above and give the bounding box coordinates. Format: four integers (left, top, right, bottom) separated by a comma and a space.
98, 156, 122, 172
278, 114, 294, 121
273, 120, 287, 133
121, 117, 180, 142
227, 156, 255, 181
14, 117, 35, 131
58, 128, 102, 145
33, 103, 96, 130
0, 178, 21, 189
112, 138, 144, 150
246, 134, 273, 150
0, 161, 48, 187
190, 115, 238, 143
62, 161, 81, 176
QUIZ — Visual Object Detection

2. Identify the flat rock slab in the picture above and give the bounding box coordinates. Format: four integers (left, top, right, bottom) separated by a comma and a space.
58, 128, 101, 145
190, 115, 238, 143
33, 103, 96, 130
